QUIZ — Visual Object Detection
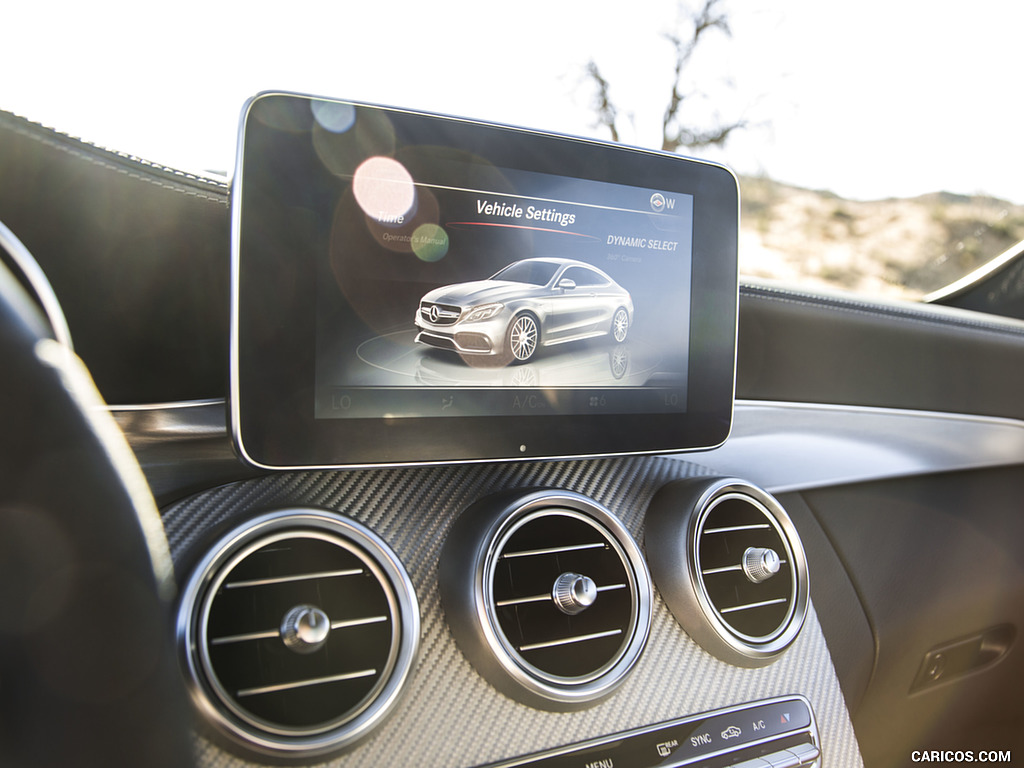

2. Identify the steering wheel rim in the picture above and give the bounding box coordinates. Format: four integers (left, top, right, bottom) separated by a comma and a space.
0, 258, 194, 768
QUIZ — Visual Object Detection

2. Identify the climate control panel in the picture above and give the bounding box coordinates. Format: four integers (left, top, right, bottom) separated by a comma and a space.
484, 697, 820, 768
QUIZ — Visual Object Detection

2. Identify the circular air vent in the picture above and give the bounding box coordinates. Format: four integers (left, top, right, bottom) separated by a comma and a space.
646, 478, 809, 667
177, 510, 419, 760
440, 489, 651, 710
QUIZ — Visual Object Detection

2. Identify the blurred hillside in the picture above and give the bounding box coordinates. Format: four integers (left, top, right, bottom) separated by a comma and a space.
738, 176, 1024, 299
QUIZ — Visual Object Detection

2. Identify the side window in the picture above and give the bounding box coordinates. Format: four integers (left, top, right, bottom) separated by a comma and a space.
562, 266, 607, 287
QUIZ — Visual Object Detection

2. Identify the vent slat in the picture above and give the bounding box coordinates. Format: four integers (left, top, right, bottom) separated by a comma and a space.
702, 560, 788, 576
500, 542, 606, 559
331, 615, 388, 630
519, 629, 623, 652
719, 597, 789, 614
223, 568, 363, 589
701, 564, 743, 575
210, 629, 279, 646
236, 669, 378, 698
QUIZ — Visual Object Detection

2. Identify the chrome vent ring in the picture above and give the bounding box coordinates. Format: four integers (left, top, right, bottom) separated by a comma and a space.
646, 478, 809, 667
177, 510, 419, 760
440, 489, 651, 710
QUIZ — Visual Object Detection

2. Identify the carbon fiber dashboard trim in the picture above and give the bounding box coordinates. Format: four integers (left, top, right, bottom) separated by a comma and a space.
162, 456, 862, 768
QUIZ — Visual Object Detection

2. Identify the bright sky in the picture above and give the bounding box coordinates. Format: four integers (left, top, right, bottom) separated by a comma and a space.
5, 0, 1022, 203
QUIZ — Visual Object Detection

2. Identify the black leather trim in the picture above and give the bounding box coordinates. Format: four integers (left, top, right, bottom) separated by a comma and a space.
777, 491, 874, 714
737, 282, 1024, 420
803, 467, 1024, 767
0, 110, 230, 403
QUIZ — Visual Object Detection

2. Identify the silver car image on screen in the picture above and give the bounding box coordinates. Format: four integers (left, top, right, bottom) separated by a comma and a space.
414, 257, 634, 366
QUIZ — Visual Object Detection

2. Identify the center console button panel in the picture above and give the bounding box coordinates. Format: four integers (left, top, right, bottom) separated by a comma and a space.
483, 696, 820, 768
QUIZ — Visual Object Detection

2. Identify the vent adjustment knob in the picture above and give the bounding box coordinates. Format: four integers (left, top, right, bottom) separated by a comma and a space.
281, 604, 332, 654
742, 547, 781, 584
552, 572, 598, 615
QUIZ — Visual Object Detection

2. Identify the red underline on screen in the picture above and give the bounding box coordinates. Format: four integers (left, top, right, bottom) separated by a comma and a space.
446, 221, 600, 239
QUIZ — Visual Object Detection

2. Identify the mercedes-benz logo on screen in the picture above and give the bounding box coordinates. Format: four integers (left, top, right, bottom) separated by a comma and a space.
429, 304, 440, 322
650, 193, 666, 212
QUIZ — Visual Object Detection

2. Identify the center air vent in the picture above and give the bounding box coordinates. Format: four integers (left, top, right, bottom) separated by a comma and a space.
177, 510, 419, 761
440, 490, 651, 710
646, 478, 809, 667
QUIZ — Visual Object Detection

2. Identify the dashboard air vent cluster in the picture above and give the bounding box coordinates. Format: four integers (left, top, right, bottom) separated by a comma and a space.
177, 510, 418, 761
646, 478, 809, 667
441, 490, 651, 710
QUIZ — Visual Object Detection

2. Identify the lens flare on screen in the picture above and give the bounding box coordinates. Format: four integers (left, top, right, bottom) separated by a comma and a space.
411, 224, 449, 262
352, 156, 416, 222
311, 100, 357, 133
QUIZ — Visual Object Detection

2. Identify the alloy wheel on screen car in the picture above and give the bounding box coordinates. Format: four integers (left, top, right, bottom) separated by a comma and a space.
612, 308, 629, 343
509, 315, 538, 362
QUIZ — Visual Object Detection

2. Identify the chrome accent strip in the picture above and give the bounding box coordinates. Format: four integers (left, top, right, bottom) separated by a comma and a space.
719, 597, 790, 615
119, 399, 1024, 495
500, 542, 606, 559
237, 669, 377, 698
519, 629, 622, 652
224, 568, 363, 589
693, 400, 1024, 494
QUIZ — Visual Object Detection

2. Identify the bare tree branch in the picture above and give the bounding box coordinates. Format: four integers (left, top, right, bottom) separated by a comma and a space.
585, 0, 749, 154
661, 0, 733, 152
664, 119, 749, 153
585, 60, 620, 143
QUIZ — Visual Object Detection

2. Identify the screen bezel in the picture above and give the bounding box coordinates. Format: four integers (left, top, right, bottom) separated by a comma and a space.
231, 92, 738, 469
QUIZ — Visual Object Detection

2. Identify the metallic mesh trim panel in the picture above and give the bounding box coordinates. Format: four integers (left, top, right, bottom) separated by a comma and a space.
163, 456, 862, 768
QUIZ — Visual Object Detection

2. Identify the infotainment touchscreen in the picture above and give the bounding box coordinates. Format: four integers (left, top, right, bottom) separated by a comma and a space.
232, 92, 738, 468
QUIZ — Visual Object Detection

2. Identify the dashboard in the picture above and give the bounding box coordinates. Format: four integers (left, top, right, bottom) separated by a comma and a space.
2, 103, 1024, 768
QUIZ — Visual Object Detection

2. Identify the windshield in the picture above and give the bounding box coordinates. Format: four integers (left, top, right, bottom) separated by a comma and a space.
3, 0, 1021, 301
492, 260, 560, 286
